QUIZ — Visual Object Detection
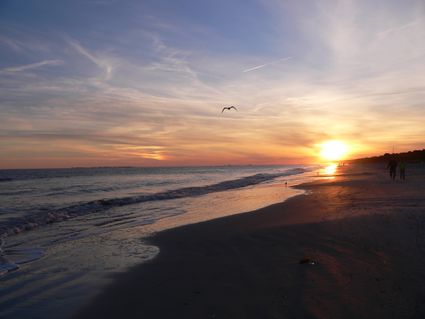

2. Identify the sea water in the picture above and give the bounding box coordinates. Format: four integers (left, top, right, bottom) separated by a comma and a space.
0, 165, 315, 318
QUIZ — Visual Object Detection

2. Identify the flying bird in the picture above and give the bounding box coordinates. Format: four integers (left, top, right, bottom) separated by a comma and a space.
221, 106, 238, 113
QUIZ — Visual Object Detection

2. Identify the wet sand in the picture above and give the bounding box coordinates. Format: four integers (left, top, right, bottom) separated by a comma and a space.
75, 164, 425, 318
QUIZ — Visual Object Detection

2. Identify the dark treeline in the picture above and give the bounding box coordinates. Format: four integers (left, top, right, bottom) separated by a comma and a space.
349, 149, 425, 164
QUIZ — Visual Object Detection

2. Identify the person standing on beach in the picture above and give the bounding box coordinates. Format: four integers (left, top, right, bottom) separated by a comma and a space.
399, 160, 406, 180
387, 157, 398, 180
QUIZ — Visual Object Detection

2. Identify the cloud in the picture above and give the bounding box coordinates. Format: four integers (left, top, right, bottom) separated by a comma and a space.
2, 1, 425, 168
242, 56, 292, 73
68, 39, 115, 80
0, 35, 22, 52
0, 60, 64, 74
376, 19, 421, 38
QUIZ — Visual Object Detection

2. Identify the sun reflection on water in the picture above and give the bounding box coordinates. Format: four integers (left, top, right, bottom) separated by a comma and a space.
323, 163, 337, 176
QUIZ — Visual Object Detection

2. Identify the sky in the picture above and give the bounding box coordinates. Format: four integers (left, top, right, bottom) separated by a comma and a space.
1, 0, 425, 168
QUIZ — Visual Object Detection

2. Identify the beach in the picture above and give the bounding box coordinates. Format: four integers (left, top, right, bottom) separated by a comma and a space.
74, 163, 425, 319
0, 166, 308, 319
3, 1, 425, 318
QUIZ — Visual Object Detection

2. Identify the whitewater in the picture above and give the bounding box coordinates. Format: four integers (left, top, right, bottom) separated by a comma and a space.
0, 165, 315, 318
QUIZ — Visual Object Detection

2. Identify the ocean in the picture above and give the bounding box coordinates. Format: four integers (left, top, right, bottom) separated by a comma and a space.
0, 165, 315, 318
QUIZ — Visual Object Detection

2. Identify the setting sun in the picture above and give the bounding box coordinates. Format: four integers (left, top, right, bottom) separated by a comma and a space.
320, 141, 348, 161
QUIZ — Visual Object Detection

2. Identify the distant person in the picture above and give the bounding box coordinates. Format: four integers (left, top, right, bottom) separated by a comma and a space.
387, 157, 398, 180
399, 161, 406, 180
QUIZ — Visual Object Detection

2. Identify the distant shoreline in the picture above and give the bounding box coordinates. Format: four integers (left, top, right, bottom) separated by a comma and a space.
349, 148, 425, 164
0, 163, 309, 171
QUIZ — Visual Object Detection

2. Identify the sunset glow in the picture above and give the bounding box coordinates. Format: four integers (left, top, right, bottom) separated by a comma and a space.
320, 141, 348, 162
1, 1, 425, 168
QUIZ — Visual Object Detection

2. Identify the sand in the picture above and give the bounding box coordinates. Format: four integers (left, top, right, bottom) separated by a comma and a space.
74, 163, 425, 319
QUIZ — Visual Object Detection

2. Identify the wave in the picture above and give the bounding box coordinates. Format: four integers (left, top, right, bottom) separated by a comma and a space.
0, 168, 307, 238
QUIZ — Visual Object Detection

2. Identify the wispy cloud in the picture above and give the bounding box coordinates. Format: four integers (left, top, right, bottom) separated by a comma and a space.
68, 39, 115, 80
140, 32, 221, 98
377, 19, 421, 38
0, 60, 64, 73
2, 0, 425, 168
0, 35, 23, 52
243, 56, 292, 73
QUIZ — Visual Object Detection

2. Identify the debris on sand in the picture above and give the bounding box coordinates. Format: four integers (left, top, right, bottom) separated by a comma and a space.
299, 258, 317, 265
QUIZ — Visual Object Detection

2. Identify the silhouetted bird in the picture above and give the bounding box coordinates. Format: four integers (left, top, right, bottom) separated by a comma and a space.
221, 106, 238, 113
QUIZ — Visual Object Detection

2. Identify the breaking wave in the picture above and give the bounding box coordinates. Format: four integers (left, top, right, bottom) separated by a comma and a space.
0, 168, 307, 238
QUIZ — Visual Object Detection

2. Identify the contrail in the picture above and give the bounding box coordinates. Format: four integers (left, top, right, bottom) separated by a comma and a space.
376, 20, 419, 38
243, 56, 292, 73
0, 60, 63, 73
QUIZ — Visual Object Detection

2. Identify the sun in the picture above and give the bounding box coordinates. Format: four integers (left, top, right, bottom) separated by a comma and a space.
319, 140, 348, 161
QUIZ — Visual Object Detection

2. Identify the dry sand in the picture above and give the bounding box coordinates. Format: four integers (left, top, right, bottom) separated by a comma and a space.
75, 164, 425, 319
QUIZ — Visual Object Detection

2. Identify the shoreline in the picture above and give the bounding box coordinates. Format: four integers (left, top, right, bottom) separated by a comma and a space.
75, 163, 425, 318
0, 166, 313, 319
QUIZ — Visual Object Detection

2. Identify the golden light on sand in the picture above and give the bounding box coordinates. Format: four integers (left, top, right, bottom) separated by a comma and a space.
319, 140, 348, 161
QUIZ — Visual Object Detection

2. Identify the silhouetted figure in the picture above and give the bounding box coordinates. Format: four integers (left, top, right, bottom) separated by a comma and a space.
221, 106, 238, 113
387, 157, 398, 180
399, 161, 406, 180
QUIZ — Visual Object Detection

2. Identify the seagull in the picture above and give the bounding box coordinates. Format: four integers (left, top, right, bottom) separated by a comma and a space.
221, 106, 238, 113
